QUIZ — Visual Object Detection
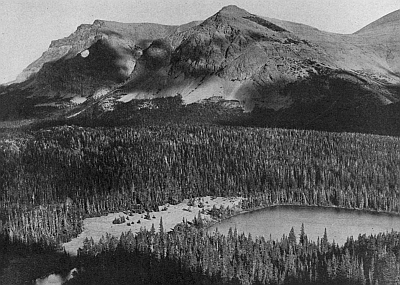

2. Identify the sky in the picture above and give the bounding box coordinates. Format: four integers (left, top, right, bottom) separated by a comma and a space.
0, 0, 399, 84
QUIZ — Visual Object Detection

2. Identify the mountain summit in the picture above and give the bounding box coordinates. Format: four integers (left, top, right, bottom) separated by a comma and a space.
1, 6, 400, 134
218, 5, 251, 16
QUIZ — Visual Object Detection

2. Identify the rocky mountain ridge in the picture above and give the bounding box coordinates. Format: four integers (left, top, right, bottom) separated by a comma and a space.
1, 5, 399, 134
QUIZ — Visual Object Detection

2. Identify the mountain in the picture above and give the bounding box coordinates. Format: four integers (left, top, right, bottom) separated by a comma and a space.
1, 5, 400, 134
356, 9, 400, 34
354, 9, 400, 76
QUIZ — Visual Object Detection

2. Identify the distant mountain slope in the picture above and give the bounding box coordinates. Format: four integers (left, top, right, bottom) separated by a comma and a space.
356, 9, 400, 34
354, 9, 400, 75
1, 5, 400, 135
266, 12, 400, 83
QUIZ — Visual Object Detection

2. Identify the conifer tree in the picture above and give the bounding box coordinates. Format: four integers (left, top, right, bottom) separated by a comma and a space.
321, 228, 329, 253
300, 223, 306, 246
289, 227, 296, 247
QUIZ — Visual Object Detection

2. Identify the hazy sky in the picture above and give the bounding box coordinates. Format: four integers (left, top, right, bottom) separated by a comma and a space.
0, 0, 399, 84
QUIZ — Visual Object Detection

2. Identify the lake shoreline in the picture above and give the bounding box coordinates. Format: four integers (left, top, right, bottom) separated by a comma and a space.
206, 202, 400, 235
207, 202, 400, 245
247, 203, 400, 217
60, 198, 400, 255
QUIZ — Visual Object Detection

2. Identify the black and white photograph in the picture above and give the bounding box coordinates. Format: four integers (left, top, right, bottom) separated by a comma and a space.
1, 0, 400, 284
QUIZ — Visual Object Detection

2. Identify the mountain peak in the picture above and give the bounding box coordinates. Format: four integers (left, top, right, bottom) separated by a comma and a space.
218, 5, 251, 17
200, 5, 252, 28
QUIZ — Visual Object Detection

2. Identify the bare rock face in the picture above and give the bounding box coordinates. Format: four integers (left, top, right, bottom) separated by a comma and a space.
2, 5, 400, 122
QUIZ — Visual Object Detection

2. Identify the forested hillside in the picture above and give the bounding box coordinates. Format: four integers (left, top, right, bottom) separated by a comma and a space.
2, 125, 400, 249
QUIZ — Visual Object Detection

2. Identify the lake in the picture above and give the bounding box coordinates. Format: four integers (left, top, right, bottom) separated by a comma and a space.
208, 205, 400, 245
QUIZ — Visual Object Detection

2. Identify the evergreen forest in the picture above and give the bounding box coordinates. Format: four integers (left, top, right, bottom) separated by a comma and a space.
2, 123, 400, 284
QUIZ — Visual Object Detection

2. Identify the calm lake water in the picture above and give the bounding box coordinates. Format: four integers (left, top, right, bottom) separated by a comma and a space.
208, 206, 400, 245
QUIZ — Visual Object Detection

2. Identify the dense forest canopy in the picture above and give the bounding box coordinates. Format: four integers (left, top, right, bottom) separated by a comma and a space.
2, 124, 400, 284
2, 124, 400, 247
74, 220, 400, 285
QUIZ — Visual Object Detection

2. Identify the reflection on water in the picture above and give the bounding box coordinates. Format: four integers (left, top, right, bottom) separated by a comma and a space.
208, 206, 400, 245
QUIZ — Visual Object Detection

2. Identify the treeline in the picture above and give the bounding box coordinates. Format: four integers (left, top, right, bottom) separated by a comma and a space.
2, 124, 400, 247
36, 95, 245, 129
4, 204, 83, 249
74, 221, 400, 285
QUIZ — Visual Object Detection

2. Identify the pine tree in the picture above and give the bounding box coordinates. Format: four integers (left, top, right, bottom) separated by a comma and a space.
300, 223, 306, 246
159, 217, 165, 258
377, 252, 399, 285
321, 228, 329, 253
289, 227, 296, 247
